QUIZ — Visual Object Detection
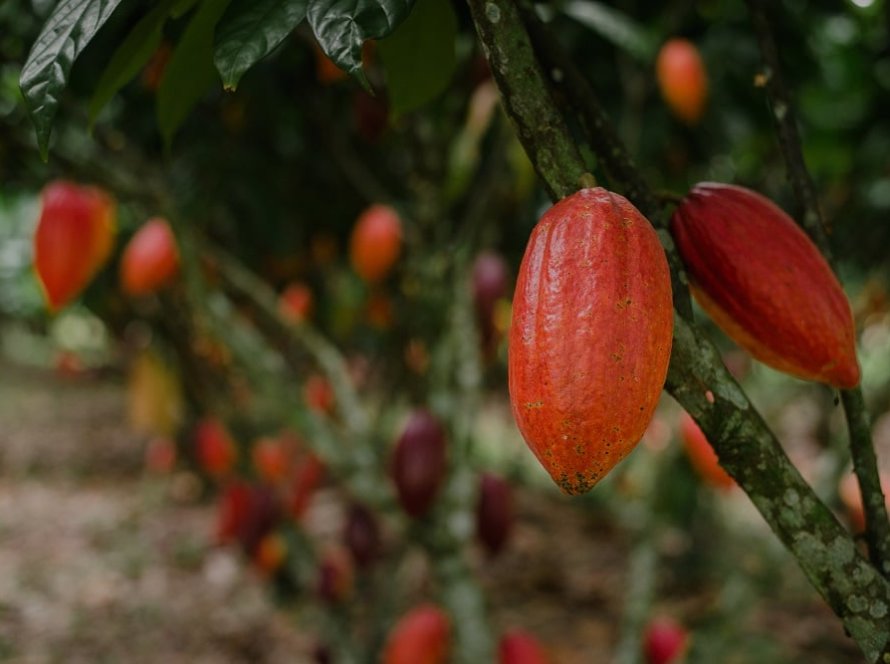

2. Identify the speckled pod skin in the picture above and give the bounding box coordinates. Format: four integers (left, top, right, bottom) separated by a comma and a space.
508, 188, 673, 495
671, 182, 859, 388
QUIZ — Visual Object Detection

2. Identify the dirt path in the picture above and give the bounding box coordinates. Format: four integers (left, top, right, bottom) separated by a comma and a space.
0, 361, 866, 663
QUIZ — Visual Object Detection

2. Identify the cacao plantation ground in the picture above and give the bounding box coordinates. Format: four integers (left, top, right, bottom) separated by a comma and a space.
0, 359, 865, 663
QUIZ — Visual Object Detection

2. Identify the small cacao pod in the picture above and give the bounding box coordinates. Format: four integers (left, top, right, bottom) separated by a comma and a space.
472, 251, 511, 355
382, 604, 450, 664
643, 617, 689, 664
344, 503, 381, 568
498, 629, 551, 664
509, 188, 673, 495
391, 410, 447, 518
476, 472, 514, 556
120, 217, 179, 295
678, 412, 734, 490
279, 282, 314, 323
34, 180, 116, 311
350, 204, 402, 282
656, 39, 707, 125
670, 183, 859, 388
194, 418, 238, 477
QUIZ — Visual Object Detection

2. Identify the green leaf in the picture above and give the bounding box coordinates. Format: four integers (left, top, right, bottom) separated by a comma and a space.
306, 0, 416, 87
214, 0, 308, 91
561, 0, 656, 63
89, 0, 180, 126
20, 0, 127, 159
377, 0, 456, 116
156, 0, 232, 149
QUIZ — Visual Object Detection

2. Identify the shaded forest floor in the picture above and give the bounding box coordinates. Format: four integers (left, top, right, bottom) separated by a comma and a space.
0, 360, 865, 663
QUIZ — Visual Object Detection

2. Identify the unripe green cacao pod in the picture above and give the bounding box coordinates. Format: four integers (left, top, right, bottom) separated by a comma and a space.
509, 188, 673, 495
670, 183, 859, 388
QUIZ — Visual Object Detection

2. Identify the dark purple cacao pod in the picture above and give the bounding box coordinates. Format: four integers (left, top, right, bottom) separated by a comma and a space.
476, 473, 514, 556
391, 410, 447, 518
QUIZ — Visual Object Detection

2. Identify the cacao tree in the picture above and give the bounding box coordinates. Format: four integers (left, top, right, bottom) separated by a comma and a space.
2, 0, 890, 661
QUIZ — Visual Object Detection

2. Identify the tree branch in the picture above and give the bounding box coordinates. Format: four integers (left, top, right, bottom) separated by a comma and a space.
745, 0, 890, 577
465, 0, 588, 200
467, 0, 890, 658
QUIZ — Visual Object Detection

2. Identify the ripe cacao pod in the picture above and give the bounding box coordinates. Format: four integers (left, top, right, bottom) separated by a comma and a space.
382, 604, 450, 664
473, 251, 511, 355
498, 629, 551, 664
216, 482, 282, 555
251, 437, 291, 483
279, 282, 313, 323
195, 418, 238, 477
34, 180, 116, 311
509, 188, 673, 495
476, 472, 514, 556
670, 182, 859, 388
391, 409, 448, 518
344, 503, 381, 568
350, 204, 402, 283
120, 217, 179, 295
656, 39, 707, 125
643, 617, 689, 664
678, 412, 734, 490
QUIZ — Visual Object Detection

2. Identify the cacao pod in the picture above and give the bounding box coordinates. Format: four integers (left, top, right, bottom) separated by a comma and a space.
509, 188, 673, 495
498, 629, 551, 664
678, 412, 734, 490
656, 39, 707, 125
643, 617, 689, 664
194, 418, 238, 477
251, 437, 291, 483
476, 472, 514, 556
216, 482, 282, 555
316, 546, 354, 604
34, 180, 116, 311
382, 604, 450, 664
473, 251, 511, 356
253, 532, 287, 576
279, 282, 314, 323
120, 217, 179, 296
344, 503, 381, 568
350, 204, 402, 282
390, 409, 448, 518
670, 182, 859, 388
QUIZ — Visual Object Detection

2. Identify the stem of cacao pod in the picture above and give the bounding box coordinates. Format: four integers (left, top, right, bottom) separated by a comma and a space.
468, 1, 890, 658
745, 0, 890, 577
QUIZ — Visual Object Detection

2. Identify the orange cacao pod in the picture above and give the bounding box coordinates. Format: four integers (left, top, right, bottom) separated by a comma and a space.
350, 204, 402, 283
670, 183, 859, 388
656, 38, 707, 125
34, 180, 116, 311
382, 604, 450, 664
508, 188, 673, 495
120, 217, 179, 295
678, 412, 733, 490
498, 629, 551, 664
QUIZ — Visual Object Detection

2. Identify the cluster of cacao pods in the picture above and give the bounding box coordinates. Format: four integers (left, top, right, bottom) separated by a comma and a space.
33, 180, 181, 312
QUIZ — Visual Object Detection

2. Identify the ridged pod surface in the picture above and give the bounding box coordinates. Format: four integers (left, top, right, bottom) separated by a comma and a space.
670, 183, 859, 388
509, 188, 673, 495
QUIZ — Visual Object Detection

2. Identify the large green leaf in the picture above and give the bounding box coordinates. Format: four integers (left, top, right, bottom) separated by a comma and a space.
89, 0, 180, 126
157, 0, 231, 149
307, 0, 415, 87
561, 0, 656, 63
20, 0, 127, 158
214, 0, 308, 90
377, 0, 456, 116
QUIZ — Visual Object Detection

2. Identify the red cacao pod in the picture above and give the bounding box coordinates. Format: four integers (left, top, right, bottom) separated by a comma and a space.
498, 630, 551, 664
120, 217, 179, 296
251, 437, 291, 483
473, 251, 511, 355
344, 503, 381, 568
391, 409, 448, 518
304, 374, 336, 415
656, 39, 707, 125
350, 204, 402, 283
643, 617, 689, 664
509, 188, 673, 495
34, 180, 116, 311
670, 183, 859, 388
476, 472, 514, 556
382, 604, 450, 664
216, 482, 282, 555
194, 418, 238, 477
279, 282, 314, 323
678, 412, 734, 490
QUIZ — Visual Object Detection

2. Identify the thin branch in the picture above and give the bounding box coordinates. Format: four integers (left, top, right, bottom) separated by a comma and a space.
466, 0, 890, 658
745, 0, 890, 577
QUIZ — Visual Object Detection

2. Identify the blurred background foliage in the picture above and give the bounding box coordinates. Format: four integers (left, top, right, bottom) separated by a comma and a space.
1, 0, 890, 662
